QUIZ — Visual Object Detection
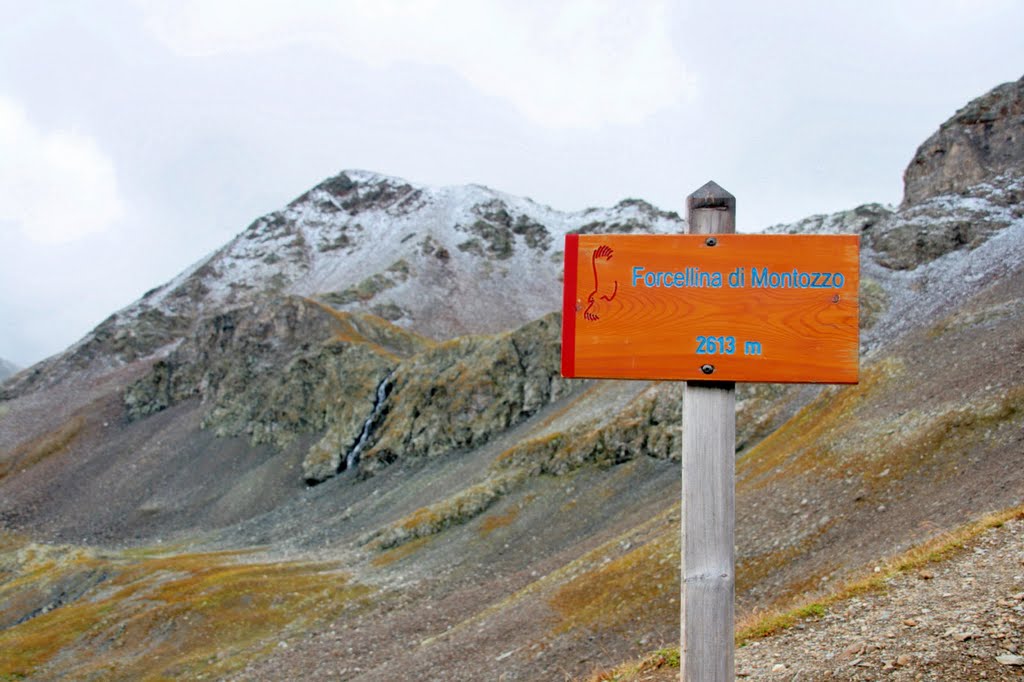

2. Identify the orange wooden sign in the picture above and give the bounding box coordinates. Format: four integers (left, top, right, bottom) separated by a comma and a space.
561, 234, 859, 383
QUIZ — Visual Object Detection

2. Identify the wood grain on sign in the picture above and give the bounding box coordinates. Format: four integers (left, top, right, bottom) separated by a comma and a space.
561, 233, 860, 384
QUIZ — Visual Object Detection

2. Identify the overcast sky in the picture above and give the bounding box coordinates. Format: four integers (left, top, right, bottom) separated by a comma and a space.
1, 1, 1023, 367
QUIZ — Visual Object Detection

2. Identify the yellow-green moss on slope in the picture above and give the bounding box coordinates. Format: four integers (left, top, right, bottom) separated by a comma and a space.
736, 359, 904, 489
549, 529, 679, 636
0, 415, 84, 482
362, 469, 528, 550
741, 362, 1024, 495
582, 647, 680, 681
0, 538, 374, 681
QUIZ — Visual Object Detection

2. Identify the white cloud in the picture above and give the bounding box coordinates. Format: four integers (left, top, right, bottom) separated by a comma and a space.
140, 0, 694, 129
0, 97, 124, 244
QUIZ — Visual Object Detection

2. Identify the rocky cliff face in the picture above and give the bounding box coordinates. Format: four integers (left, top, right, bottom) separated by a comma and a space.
122, 303, 576, 484
122, 296, 433, 483
772, 76, 1024, 271
358, 313, 573, 473
904, 75, 1023, 205
771, 172, 1023, 271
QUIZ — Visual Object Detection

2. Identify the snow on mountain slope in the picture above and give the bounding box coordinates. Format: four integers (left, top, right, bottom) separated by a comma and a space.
766, 172, 1024, 357
139, 170, 685, 341
2, 171, 684, 398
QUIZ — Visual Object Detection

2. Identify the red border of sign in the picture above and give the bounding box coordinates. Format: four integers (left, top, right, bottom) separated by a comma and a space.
561, 233, 860, 383
561, 233, 579, 377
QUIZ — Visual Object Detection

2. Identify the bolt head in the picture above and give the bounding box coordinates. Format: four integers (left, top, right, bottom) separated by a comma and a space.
700, 364, 715, 375
705, 237, 718, 247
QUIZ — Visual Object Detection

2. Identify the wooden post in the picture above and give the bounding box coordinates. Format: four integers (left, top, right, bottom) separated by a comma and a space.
682, 181, 736, 681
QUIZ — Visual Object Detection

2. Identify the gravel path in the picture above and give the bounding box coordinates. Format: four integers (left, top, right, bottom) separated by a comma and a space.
593, 516, 1024, 681
735, 517, 1024, 680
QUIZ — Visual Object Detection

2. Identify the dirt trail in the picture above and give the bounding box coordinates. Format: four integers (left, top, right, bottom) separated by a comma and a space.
592, 516, 1024, 681
735, 517, 1024, 680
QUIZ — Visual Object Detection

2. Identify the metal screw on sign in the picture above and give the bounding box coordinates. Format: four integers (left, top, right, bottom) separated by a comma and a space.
700, 364, 715, 375
705, 237, 717, 247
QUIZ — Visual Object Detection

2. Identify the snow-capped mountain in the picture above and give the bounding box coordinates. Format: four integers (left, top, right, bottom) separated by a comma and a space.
137, 170, 685, 340
3, 172, 683, 398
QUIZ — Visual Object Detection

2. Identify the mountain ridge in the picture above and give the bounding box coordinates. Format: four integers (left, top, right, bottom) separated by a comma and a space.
2, 171, 683, 400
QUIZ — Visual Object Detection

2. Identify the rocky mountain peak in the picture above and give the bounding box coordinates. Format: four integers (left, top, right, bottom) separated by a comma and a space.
769, 76, 1024, 272
903, 74, 1024, 205
289, 169, 425, 216
1, 171, 685, 400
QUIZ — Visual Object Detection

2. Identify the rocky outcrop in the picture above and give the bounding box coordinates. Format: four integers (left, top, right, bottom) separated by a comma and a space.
362, 381, 684, 552
904, 75, 1024, 206
572, 198, 683, 234
123, 302, 573, 483
359, 313, 575, 473
124, 297, 430, 482
870, 173, 1023, 269
494, 382, 681, 476
768, 172, 1024, 271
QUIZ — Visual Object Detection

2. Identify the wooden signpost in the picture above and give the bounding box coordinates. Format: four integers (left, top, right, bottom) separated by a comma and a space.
561, 231, 860, 383
560, 181, 860, 681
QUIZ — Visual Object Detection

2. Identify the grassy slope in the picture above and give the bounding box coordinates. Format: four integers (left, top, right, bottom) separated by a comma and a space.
0, 534, 375, 681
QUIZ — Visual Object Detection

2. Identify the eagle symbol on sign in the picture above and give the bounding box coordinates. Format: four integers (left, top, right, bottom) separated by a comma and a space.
583, 244, 618, 321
